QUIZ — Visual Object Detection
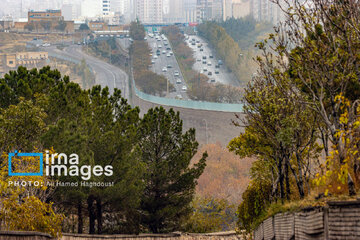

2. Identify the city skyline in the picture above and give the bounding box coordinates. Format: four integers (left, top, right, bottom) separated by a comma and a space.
0, 0, 283, 25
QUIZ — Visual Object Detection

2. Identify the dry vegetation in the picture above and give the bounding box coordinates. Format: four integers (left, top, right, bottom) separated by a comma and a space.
193, 143, 254, 204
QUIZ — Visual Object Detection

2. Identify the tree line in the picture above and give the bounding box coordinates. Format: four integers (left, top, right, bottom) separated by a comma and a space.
129, 21, 174, 96
162, 25, 242, 103
0, 66, 207, 236
228, 0, 360, 237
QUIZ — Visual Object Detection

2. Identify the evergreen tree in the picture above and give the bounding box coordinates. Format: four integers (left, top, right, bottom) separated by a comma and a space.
138, 107, 207, 233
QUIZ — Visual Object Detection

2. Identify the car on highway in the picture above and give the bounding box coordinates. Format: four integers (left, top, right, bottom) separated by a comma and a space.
154, 55, 158, 59
176, 79, 182, 84
182, 86, 188, 91
200, 48, 204, 51
169, 51, 173, 55
202, 60, 207, 64
218, 60, 223, 65
207, 62, 212, 66
167, 64, 172, 68
210, 55, 214, 58
174, 71, 180, 77
197, 58, 201, 62
167, 53, 171, 57
210, 78, 216, 83
208, 72, 212, 76
162, 50, 166, 54
215, 70, 220, 74
162, 67, 167, 72
158, 45, 162, 48
151, 60, 155, 64
203, 68, 207, 72
215, 64, 220, 68
176, 94, 183, 99
192, 42, 196, 45
166, 47, 171, 50
202, 56, 207, 59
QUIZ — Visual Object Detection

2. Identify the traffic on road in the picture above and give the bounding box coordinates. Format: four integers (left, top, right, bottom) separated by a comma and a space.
146, 32, 189, 100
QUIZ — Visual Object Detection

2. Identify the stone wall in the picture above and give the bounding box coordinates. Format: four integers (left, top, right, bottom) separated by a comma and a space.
254, 200, 360, 240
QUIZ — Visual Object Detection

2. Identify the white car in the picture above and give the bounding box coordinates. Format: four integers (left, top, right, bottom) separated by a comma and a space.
176, 94, 183, 99
169, 51, 173, 55
162, 67, 167, 72
182, 86, 187, 91
154, 55, 158, 59
207, 62, 212, 66
166, 53, 171, 57
151, 60, 155, 64
158, 45, 162, 48
174, 71, 180, 77
176, 79, 182, 84
162, 50, 166, 54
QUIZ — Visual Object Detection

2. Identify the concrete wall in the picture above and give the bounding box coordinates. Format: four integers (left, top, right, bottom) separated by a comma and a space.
132, 93, 243, 146
254, 200, 360, 240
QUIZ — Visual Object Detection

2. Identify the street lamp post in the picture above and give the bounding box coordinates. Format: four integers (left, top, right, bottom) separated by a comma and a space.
202, 119, 208, 145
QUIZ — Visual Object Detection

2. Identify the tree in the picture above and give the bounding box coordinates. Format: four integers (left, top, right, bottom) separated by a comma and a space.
183, 196, 236, 233
0, 98, 63, 238
79, 23, 90, 31
138, 107, 207, 233
55, 20, 67, 32
256, 0, 360, 195
129, 20, 145, 41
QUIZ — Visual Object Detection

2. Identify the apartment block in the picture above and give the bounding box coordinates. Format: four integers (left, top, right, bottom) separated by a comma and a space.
135, 0, 163, 24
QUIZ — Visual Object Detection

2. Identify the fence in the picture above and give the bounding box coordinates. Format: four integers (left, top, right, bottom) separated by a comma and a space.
0, 231, 242, 240
0, 231, 52, 240
254, 200, 360, 240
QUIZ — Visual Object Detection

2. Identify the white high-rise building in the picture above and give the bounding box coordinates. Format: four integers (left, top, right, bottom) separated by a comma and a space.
251, 0, 285, 24
165, 0, 185, 23
135, 0, 163, 24
103, 0, 111, 15
184, 0, 197, 23
81, 0, 102, 18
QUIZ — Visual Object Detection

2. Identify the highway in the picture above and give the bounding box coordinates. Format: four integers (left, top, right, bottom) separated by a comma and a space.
186, 35, 240, 87
46, 44, 129, 100
146, 33, 189, 100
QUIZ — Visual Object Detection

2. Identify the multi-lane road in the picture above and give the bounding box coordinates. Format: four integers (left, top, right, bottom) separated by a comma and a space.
186, 35, 240, 87
45, 44, 129, 100
146, 33, 189, 100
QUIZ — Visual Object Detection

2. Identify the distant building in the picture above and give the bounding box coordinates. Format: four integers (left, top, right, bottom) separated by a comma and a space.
0, 51, 49, 75
28, 10, 63, 22
88, 21, 125, 31
184, 0, 197, 23
0, 20, 14, 31
135, 0, 163, 24
165, 0, 185, 23
81, 0, 102, 18
251, 0, 285, 24
13, 10, 74, 33
103, 0, 111, 16
232, 0, 250, 19
196, 0, 223, 22
62, 4, 73, 21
